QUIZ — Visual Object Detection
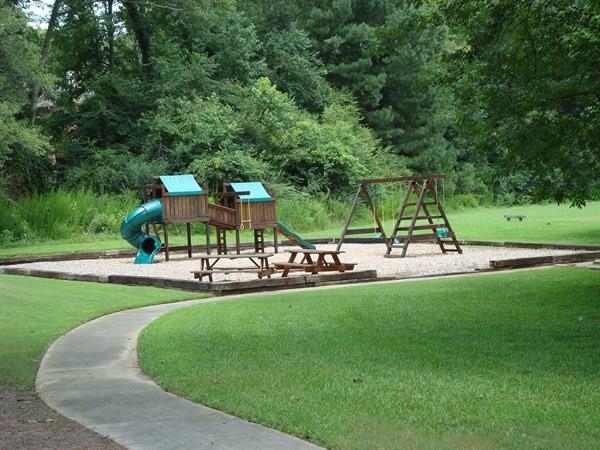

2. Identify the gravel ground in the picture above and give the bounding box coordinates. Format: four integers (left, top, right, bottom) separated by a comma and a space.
10, 243, 575, 282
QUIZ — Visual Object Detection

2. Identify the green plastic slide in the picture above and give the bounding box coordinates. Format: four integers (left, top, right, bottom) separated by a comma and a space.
276, 222, 316, 250
120, 199, 163, 264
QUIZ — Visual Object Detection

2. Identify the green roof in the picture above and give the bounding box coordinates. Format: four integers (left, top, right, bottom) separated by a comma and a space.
159, 175, 204, 196
230, 182, 272, 203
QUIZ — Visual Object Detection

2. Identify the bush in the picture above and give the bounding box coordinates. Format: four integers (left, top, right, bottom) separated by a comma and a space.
189, 149, 268, 193
444, 193, 481, 211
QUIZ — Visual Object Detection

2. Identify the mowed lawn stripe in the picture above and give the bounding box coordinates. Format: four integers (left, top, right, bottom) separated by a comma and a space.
139, 268, 600, 450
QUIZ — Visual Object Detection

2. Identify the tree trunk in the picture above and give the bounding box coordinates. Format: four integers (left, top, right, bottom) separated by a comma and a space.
123, 0, 152, 72
31, 0, 62, 124
106, 0, 115, 69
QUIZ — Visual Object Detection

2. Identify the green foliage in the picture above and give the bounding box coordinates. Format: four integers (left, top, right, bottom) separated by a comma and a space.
446, 0, 600, 205
189, 150, 267, 193
1, 0, 598, 208
143, 95, 241, 172
0, 4, 52, 194
0, 189, 137, 241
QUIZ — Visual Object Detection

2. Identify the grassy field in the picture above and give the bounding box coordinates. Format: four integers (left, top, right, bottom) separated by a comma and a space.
306, 201, 600, 245
139, 268, 600, 450
1, 201, 598, 258
0, 275, 201, 388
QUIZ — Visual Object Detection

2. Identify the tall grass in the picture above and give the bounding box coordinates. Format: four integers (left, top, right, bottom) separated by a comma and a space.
0, 189, 138, 243
0, 188, 487, 245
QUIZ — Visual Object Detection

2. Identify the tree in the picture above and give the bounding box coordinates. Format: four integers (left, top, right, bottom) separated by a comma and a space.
0, 4, 51, 194
445, 0, 600, 205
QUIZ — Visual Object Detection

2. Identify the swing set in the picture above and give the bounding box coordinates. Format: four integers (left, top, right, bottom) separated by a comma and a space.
337, 174, 462, 258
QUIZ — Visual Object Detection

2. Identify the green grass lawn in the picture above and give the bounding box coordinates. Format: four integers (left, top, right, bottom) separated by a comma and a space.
1, 201, 598, 258
0, 275, 202, 388
139, 268, 600, 450
305, 201, 600, 245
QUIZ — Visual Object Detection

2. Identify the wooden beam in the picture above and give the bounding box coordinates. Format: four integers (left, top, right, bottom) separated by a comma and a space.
345, 227, 381, 235
357, 174, 447, 184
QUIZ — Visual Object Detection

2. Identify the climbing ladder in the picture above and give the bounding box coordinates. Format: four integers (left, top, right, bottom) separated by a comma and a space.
216, 228, 228, 254
254, 229, 265, 253
385, 178, 461, 257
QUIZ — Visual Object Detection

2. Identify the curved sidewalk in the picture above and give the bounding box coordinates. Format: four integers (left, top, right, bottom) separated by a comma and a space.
36, 298, 322, 450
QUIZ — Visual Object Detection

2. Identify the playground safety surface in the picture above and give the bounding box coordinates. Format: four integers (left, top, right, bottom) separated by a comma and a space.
4, 243, 577, 289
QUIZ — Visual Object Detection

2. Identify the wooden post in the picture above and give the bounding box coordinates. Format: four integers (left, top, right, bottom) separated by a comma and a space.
235, 229, 241, 254
186, 222, 192, 258
362, 186, 387, 243
205, 223, 211, 255
164, 223, 169, 261
336, 184, 363, 251
273, 227, 278, 253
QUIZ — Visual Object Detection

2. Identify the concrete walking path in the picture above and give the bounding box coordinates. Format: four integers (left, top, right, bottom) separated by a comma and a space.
36, 297, 323, 450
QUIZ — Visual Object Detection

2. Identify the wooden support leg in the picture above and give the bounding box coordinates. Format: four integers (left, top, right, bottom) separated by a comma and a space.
336, 184, 362, 252
205, 223, 211, 255
235, 229, 241, 254
273, 228, 278, 253
186, 223, 192, 258
164, 223, 169, 262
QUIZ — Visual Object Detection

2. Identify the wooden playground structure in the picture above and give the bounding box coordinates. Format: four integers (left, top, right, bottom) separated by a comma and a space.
214, 182, 279, 254
138, 175, 210, 261
337, 174, 462, 257
136, 177, 312, 261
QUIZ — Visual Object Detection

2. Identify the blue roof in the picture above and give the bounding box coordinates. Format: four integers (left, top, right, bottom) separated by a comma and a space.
230, 182, 272, 203
159, 175, 204, 196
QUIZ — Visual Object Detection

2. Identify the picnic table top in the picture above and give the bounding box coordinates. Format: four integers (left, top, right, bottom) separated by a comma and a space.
197, 253, 274, 259
285, 249, 345, 254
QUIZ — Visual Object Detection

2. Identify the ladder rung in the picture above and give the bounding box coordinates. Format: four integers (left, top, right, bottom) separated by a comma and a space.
395, 233, 437, 241
345, 227, 381, 235
404, 202, 438, 206
395, 224, 445, 231
439, 238, 456, 242
443, 249, 461, 252
399, 215, 443, 220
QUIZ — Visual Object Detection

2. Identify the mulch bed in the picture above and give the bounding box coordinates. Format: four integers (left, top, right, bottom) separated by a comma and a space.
0, 385, 122, 450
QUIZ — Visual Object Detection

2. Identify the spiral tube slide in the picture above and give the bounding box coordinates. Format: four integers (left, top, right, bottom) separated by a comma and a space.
120, 199, 163, 264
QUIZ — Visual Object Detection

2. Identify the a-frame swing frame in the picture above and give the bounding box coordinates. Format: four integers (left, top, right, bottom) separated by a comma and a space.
336, 174, 462, 257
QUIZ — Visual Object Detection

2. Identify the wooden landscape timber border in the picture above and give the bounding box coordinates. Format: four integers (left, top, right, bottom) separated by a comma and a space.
0, 266, 378, 295
489, 251, 600, 270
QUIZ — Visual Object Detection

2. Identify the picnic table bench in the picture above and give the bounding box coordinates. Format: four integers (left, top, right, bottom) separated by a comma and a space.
274, 249, 356, 277
192, 253, 274, 282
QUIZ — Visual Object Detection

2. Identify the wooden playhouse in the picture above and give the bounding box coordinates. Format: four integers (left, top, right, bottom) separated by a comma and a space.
140, 174, 211, 260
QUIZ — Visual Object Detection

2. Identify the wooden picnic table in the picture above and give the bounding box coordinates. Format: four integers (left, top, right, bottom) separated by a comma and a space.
192, 253, 274, 282
274, 249, 356, 277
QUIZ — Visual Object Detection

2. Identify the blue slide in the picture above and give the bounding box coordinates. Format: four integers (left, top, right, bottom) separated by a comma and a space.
120, 199, 163, 264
